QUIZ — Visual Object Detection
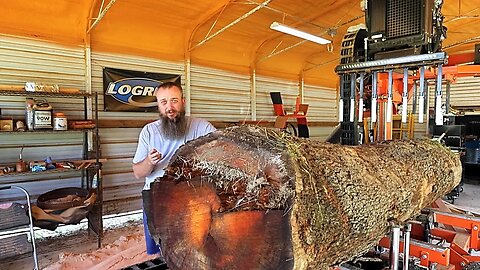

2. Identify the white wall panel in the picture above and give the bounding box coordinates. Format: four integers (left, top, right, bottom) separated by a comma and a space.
255, 77, 338, 140
0, 35, 86, 120
450, 77, 480, 108
102, 178, 144, 202
0, 35, 85, 88
409, 76, 480, 138
303, 84, 337, 122
190, 65, 250, 121
309, 126, 338, 141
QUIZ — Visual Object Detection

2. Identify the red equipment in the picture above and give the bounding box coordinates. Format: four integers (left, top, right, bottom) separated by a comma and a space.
270, 92, 309, 138
379, 200, 480, 270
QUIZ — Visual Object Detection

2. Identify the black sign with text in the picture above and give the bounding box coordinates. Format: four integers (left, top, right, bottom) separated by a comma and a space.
103, 68, 180, 112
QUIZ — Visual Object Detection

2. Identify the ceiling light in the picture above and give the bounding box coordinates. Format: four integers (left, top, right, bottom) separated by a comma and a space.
270, 22, 331, 45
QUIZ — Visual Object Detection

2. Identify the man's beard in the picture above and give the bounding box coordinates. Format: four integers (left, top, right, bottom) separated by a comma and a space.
159, 109, 187, 140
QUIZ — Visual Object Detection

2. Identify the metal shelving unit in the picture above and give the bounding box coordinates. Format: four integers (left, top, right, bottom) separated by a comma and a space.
0, 89, 103, 254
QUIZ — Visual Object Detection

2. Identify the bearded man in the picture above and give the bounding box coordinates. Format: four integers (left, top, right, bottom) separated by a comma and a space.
132, 81, 216, 256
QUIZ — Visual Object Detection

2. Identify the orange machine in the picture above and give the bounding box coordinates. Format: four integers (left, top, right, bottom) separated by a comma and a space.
371, 57, 480, 141
378, 200, 480, 270
270, 92, 309, 138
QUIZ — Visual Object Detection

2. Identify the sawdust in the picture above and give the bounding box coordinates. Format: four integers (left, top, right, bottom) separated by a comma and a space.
44, 225, 157, 270
0, 221, 157, 270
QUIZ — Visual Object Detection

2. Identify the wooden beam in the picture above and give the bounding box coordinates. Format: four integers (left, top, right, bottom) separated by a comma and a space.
97, 119, 338, 129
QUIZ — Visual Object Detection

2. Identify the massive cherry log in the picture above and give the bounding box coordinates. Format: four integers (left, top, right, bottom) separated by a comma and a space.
143, 126, 461, 270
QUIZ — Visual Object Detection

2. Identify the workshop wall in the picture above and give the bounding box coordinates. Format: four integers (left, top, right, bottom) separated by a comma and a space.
255, 75, 337, 139
190, 65, 251, 121
0, 35, 338, 215
450, 77, 480, 109
304, 84, 338, 138
7, 34, 476, 214
404, 77, 480, 139
414, 78, 480, 138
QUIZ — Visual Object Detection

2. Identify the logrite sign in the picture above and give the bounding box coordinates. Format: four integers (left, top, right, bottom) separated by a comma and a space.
106, 78, 160, 108
103, 68, 180, 112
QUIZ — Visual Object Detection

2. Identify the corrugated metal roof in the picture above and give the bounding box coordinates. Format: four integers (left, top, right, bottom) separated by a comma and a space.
1, 0, 479, 89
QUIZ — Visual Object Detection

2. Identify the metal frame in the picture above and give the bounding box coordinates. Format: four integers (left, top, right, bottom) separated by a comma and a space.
0, 185, 38, 270
335, 52, 447, 73
87, 0, 117, 33
0, 89, 103, 248
334, 52, 455, 142
379, 209, 480, 269
189, 0, 272, 51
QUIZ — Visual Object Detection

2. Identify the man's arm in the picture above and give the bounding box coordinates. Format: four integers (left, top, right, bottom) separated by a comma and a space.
132, 148, 162, 179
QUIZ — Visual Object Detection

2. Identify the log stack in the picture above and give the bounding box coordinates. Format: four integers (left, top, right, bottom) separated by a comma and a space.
144, 125, 462, 270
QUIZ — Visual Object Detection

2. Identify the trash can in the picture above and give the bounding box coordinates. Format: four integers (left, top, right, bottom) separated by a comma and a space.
465, 140, 480, 163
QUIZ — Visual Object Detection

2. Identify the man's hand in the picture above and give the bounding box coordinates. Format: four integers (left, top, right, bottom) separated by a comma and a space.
132, 148, 162, 179
148, 148, 162, 165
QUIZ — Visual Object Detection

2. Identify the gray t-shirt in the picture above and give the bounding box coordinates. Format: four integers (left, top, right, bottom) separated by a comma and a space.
133, 116, 216, 189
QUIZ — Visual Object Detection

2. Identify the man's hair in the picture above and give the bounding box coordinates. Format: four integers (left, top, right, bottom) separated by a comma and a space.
157, 82, 183, 97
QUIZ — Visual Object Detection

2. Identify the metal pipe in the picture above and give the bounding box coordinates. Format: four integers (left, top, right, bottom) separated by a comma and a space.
446, 80, 451, 114
390, 226, 401, 270
87, 0, 117, 33
387, 70, 393, 123
191, 0, 272, 50
339, 75, 345, 122
412, 82, 418, 114
425, 81, 430, 136
403, 223, 412, 270
300, 72, 305, 103
372, 71, 378, 123
185, 57, 192, 116
359, 73, 365, 122
402, 68, 409, 123
3, 186, 39, 270
244, 0, 325, 29
435, 64, 443, 126
364, 38, 368, 62
83, 35, 94, 153
350, 73, 356, 122
261, 15, 365, 63
418, 66, 425, 124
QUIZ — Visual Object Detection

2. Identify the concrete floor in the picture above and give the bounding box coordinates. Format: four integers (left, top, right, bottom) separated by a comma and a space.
452, 180, 480, 214
0, 213, 148, 270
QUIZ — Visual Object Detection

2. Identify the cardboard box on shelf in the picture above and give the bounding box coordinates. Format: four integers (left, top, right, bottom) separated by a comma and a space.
0, 119, 13, 131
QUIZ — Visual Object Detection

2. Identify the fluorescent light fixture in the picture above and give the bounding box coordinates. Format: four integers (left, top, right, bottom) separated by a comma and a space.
270, 22, 331, 45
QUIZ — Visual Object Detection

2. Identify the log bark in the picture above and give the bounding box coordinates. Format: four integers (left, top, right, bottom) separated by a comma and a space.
144, 125, 462, 270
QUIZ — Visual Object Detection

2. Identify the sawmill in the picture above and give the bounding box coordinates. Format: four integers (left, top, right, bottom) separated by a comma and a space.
0, 0, 479, 269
